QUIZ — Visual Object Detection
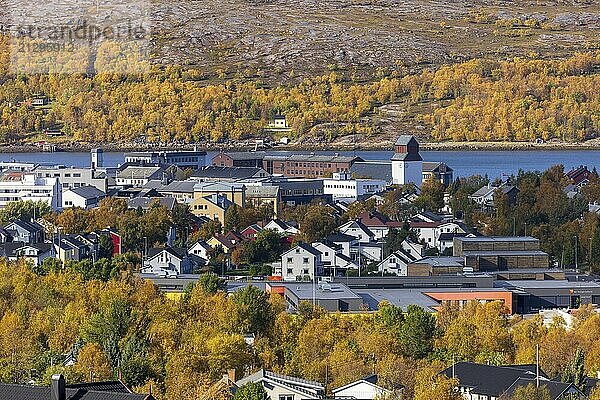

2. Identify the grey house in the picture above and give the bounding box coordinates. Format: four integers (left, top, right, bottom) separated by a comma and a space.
4, 220, 45, 244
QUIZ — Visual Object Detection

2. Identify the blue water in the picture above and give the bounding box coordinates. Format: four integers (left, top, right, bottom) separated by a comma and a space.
0, 149, 598, 179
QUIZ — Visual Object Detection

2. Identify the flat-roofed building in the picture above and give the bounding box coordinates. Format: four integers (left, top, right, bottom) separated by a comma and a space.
125, 150, 206, 169
34, 165, 107, 192
0, 172, 61, 210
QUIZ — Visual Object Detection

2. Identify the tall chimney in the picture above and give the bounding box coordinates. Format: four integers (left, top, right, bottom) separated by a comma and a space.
51, 374, 66, 400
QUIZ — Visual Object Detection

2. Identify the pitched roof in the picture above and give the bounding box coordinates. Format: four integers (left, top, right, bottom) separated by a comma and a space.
147, 246, 188, 260
5, 219, 43, 233
117, 166, 162, 179
235, 369, 324, 399
0, 382, 151, 400
332, 374, 390, 394
440, 362, 545, 397
288, 242, 322, 257
394, 135, 418, 146
349, 161, 393, 182
503, 378, 582, 400
324, 233, 357, 243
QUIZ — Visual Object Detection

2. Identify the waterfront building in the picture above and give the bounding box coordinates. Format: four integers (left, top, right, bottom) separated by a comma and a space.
323, 171, 386, 202
391, 135, 423, 186
124, 149, 206, 169
0, 172, 61, 210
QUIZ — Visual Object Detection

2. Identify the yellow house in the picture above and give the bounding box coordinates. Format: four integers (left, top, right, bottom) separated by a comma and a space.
193, 181, 245, 207
190, 193, 232, 222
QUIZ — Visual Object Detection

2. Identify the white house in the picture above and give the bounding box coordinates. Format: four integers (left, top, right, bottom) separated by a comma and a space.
62, 186, 106, 209
142, 247, 193, 277
116, 166, 164, 187
332, 375, 392, 400
264, 219, 299, 235
312, 241, 360, 276
4, 242, 53, 266
338, 220, 375, 244
323, 171, 386, 202
189, 240, 211, 261
277, 243, 323, 281
0, 173, 61, 210
410, 221, 467, 249
391, 135, 422, 186
377, 248, 420, 276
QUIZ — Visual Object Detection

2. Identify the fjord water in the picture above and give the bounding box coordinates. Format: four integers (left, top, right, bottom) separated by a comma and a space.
1, 150, 599, 178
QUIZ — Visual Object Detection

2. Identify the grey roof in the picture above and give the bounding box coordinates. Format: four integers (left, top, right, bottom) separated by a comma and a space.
349, 161, 393, 182
5, 219, 43, 233
236, 369, 324, 396
284, 242, 322, 257
394, 135, 418, 146
147, 246, 188, 260
422, 161, 453, 172
412, 256, 464, 267
155, 180, 197, 193
67, 185, 105, 199
192, 166, 267, 180
217, 151, 267, 161
127, 197, 176, 210
117, 166, 162, 179
494, 280, 600, 290
203, 193, 233, 210
462, 250, 548, 257
193, 181, 246, 192
390, 152, 423, 162
284, 282, 361, 300
325, 233, 357, 243
356, 288, 440, 312
245, 185, 279, 197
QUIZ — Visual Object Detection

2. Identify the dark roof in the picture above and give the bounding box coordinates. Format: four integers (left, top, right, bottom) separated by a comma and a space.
325, 233, 357, 243
422, 161, 453, 173
147, 247, 188, 260
67, 185, 106, 199
293, 242, 322, 257
5, 219, 43, 233
0, 382, 151, 400
390, 152, 423, 161
216, 151, 267, 161
441, 362, 546, 397
503, 378, 582, 400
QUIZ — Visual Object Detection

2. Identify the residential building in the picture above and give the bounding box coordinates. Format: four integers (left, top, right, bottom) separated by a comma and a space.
4, 219, 45, 243
422, 161, 453, 186
189, 240, 211, 260
312, 240, 359, 276
377, 248, 420, 276
278, 243, 323, 281
241, 224, 263, 240
469, 184, 519, 210
235, 369, 325, 400
62, 186, 106, 209
208, 231, 244, 254
149, 180, 196, 201
332, 375, 393, 400
124, 150, 206, 169
440, 362, 584, 400
0, 374, 155, 400
0, 172, 61, 210
391, 135, 422, 186
566, 165, 592, 187
193, 181, 246, 207
264, 219, 299, 236
33, 165, 108, 192
323, 171, 386, 202
1, 242, 53, 266
356, 211, 404, 240
142, 247, 194, 277
54, 235, 94, 262
338, 220, 376, 244
410, 220, 467, 249
190, 193, 233, 222
325, 232, 358, 258
245, 185, 280, 217
116, 166, 165, 187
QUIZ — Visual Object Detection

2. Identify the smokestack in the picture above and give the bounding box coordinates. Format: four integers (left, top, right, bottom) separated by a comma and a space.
51, 374, 66, 400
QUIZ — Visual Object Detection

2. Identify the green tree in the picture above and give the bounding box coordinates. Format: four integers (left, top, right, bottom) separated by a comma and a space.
0, 200, 51, 224
233, 382, 268, 400
199, 272, 227, 294
399, 305, 436, 359
225, 204, 241, 232
414, 179, 445, 212
233, 285, 274, 336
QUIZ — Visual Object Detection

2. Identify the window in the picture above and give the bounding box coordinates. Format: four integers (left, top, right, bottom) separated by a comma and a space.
280, 396, 294, 400
287, 268, 293, 274
303, 257, 309, 263
287, 257, 293, 263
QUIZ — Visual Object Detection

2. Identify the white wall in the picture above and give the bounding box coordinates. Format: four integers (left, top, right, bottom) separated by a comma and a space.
334, 382, 388, 400
392, 160, 422, 186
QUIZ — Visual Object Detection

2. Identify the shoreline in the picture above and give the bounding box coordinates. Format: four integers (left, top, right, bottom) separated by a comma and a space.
2, 140, 600, 153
